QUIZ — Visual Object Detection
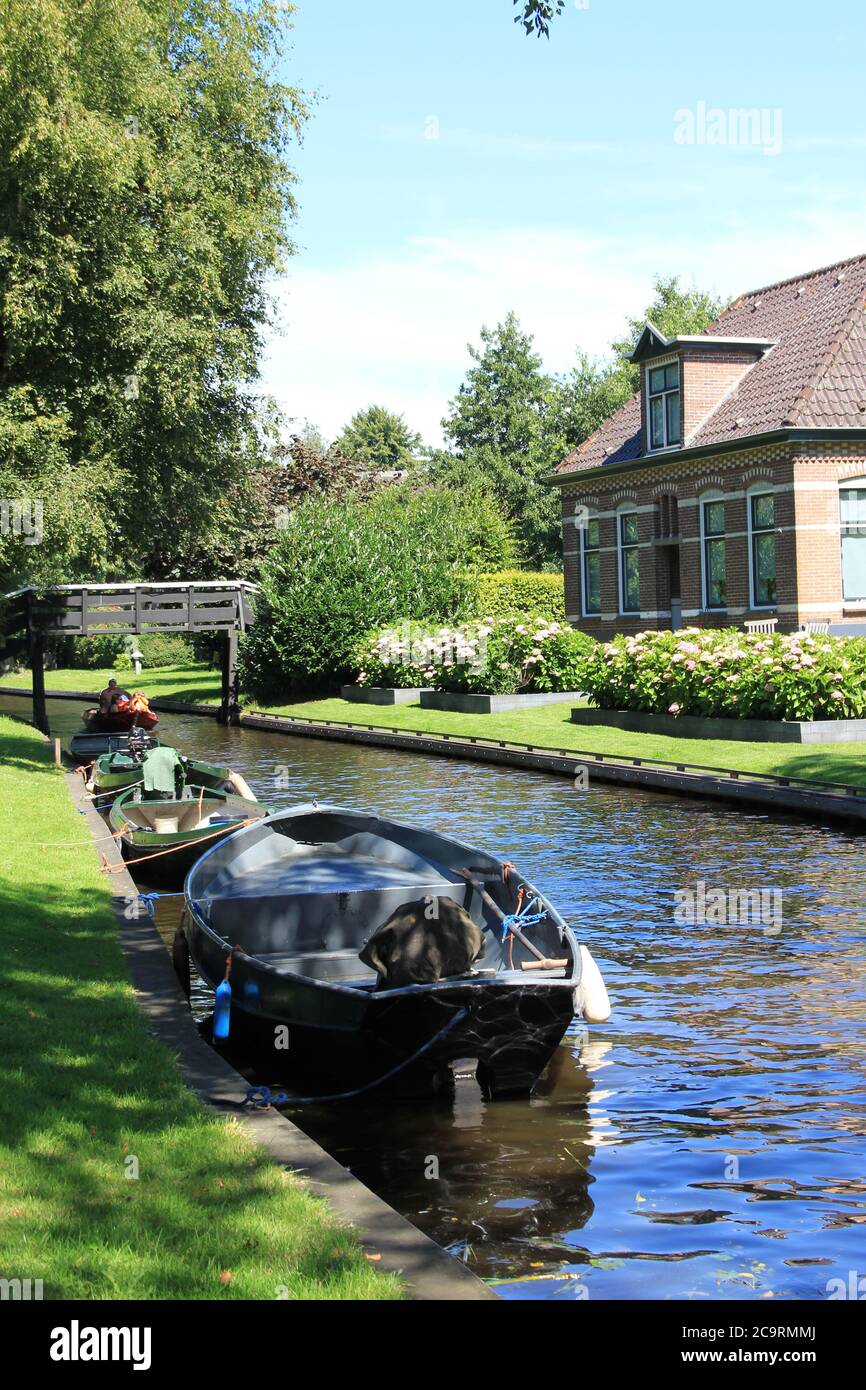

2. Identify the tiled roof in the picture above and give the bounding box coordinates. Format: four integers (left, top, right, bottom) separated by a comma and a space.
557, 254, 866, 475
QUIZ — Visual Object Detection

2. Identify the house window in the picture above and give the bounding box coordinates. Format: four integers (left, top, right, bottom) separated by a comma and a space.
618, 510, 640, 614
702, 499, 727, 609
647, 361, 681, 450
840, 482, 866, 602
581, 517, 601, 616
749, 492, 777, 607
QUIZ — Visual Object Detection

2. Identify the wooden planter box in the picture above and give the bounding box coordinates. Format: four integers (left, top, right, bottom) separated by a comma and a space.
420, 690, 584, 715
340, 685, 427, 706
571, 707, 866, 744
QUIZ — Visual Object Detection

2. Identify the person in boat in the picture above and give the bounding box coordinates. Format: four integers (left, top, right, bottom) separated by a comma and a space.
98, 678, 131, 714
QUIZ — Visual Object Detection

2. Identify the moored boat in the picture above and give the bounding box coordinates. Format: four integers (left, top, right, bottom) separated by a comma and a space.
88, 742, 238, 802
69, 732, 160, 762
110, 786, 269, 883
182, 804, 611, 1100
84, 699, 159, 733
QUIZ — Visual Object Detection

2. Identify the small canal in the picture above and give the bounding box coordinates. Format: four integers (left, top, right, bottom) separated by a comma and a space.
11, 694, 866, 1301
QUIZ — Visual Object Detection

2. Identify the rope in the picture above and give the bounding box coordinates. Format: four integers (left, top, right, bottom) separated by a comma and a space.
242, 1007, 469, 1107
499, 895, 547, 943
100, 815, 257, 871
84, 779, 145, 803
34, 822, 130, 850
137, 891, 187, 917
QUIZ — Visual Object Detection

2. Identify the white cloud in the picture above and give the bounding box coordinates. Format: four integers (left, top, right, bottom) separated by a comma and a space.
259, 214, 866, 446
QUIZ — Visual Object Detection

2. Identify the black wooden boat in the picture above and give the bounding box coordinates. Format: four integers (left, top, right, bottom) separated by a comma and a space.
182, 804, 610, 1100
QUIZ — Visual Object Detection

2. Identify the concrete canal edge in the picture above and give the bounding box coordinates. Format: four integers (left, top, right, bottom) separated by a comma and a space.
65, 770, 496, 1301
3, 684, 866, 824
237, 712, 866, 827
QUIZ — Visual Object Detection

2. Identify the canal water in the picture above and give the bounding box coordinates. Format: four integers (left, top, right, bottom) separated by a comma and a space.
11, 694, 866, 1301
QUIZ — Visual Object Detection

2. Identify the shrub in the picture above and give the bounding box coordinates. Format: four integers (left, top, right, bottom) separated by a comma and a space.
467, 570, 565, 619
238, 488, 510, 699
63, 635, 131, 670
354, 618, 595, 695
134, 633, 194, 668
581, 628, 866, 721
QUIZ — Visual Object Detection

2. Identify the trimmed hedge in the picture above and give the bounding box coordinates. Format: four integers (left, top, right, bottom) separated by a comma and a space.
582, 628, 866, 721
467, 570, 564, 619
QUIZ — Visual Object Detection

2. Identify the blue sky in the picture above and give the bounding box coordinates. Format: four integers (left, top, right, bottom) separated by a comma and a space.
261, 0, 866, 444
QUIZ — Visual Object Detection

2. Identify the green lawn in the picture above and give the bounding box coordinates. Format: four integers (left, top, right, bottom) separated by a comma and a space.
260, 696, 866, 787
0, 663, 222, 703
6, 662, 866, 786
0, 715, 400, 1300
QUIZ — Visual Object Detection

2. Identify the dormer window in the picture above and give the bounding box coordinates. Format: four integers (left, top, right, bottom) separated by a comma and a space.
647, 361, 681, 450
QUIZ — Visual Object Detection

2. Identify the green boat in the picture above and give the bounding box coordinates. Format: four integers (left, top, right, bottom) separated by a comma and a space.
109, 786, 269, 883
88, 743, 234, 805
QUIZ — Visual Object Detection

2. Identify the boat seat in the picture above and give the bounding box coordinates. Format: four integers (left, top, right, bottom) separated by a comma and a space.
253, 949, 377, 984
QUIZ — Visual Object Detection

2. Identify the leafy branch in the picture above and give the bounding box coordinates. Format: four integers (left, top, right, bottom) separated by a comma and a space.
514, 0, 566, 38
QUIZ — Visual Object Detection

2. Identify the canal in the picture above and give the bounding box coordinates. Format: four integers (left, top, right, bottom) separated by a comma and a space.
10, 694, 866, 1301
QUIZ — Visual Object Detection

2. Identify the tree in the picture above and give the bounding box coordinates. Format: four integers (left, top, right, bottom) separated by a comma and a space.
237, 484, 516, 698
554, 275, 730, 451
0, 0, 308, 589
514, 1, 566, 37
335, 405, 422, 471
612, 275, 729, 385
431, 312, 563, 568
165, 413, 396, 582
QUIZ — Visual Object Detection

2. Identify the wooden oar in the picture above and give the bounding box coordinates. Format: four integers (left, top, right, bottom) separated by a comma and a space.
455, 868, 549, 965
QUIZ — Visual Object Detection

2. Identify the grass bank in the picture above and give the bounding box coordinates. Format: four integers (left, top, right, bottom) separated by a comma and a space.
0, 663, 222, 703
258, 696, 866, 786
6, 663, 866, 784
0, 714, 400, 1300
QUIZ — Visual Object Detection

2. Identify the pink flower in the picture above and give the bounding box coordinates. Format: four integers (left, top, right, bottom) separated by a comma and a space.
668, 703, 681, 714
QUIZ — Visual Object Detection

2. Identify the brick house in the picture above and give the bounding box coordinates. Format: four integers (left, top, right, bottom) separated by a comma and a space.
553, 255, 866, 638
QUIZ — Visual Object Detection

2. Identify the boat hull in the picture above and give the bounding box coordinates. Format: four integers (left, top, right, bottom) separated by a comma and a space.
182, 804, 593, 1100
84, 708, 159, 733
111, 789, 267, 887
69, 732, 160, 762
207, 965, 577, 1100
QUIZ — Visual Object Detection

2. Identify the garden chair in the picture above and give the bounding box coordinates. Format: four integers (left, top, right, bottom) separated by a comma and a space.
798, 621, 830, 635
744, 618, 778, 635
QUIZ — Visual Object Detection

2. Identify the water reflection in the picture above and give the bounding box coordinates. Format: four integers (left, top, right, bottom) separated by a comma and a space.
10, 694, 866, 1301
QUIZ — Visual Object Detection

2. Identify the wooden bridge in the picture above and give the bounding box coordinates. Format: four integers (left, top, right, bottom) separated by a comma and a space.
0, 581, 257, 731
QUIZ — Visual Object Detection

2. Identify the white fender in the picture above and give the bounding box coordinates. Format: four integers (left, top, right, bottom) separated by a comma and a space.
575, 944, 611, 1024
226, 770, 256, 802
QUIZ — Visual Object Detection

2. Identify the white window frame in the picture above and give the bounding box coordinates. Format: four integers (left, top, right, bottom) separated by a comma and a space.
617, 506, 641, 616
645, 357, 681, 453
839, 476, 866, 608
580, 512, 601, 618
699, 492, 727, 612
747, 485, 777, 610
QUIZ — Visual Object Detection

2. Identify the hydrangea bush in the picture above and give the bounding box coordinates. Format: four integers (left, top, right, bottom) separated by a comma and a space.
354, 618, 596, 695
582, 628, 866, 721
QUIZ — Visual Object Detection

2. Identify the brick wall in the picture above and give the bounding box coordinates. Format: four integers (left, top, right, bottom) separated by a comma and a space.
680, 348, 762, 440
560, 440, 866, 639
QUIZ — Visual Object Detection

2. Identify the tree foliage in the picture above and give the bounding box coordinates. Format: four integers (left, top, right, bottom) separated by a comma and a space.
238, 484, 516, 698
335, 405, 422, 472
514, 1, 566, 38
430, 312, 561, 570
429, 277, 728, 569
0, 0, 307, 589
